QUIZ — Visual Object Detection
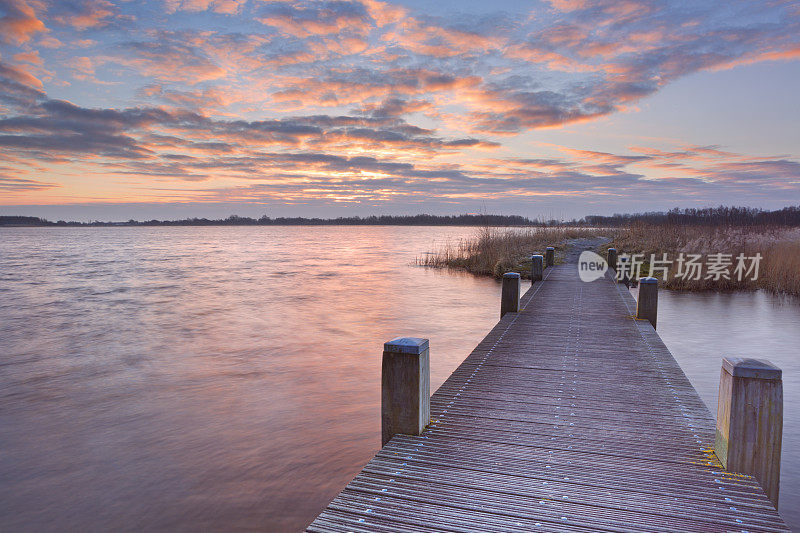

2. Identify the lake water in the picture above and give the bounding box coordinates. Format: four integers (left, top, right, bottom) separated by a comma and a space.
0, 226, 797, 531
655, 289, 800, 529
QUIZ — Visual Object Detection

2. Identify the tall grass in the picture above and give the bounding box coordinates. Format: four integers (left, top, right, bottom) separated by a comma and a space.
609, 224, 800, 295
417, 226, 607, 278
419, 222, 800, 296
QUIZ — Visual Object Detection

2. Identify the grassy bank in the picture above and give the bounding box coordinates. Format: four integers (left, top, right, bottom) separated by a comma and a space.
416, 226, 608, 278
418, 224, 800, 296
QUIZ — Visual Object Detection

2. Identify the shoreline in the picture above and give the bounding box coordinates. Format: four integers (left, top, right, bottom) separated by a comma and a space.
419, 225, 800, 297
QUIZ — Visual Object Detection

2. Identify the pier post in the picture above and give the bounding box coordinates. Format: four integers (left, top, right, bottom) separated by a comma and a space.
501, 272, 521, 317
607, 248, 618, 273
545, 247, 555, 267
636, 277, 658, 328
715, 358, 783, 508
382, 337, 430, 446
530, 255, 543, 283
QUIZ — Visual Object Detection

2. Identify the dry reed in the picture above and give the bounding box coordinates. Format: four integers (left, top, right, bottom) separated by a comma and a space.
609, 224, 800, 295
416, 226, 608, 278
419, 223, 800, 296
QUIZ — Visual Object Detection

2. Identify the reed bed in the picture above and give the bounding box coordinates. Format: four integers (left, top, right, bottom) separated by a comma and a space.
416, 226, 608, 278
419, 223, 800, 296
609, 224, 800, 295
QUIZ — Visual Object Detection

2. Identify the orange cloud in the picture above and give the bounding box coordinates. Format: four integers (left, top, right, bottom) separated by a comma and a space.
105, 40, 227, 84
0, 59, 43, 89
0, 0, 46, 45
12, 50, 42, 65
52, 0, 116, 30
258, 2, 370, 38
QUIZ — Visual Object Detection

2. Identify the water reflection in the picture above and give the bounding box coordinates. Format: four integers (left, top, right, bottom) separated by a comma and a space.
0, 226, 500, 531
2, 227, 797, 530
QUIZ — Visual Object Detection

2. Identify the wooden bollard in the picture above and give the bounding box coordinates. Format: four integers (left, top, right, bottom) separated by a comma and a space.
382, 337, 430, 446
501, 272, 520, 317
545, 247, 555, 267
607, 248, 618, 273
636, 276, 658, 328
715, 358, 783, 508
530, 255, 543, 283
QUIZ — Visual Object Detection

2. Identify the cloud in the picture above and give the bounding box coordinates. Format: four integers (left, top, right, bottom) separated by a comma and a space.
137, 84, 238, 113
2, 0, 800, 211
0, 174, 58, 191
0, 0, 46, 45
257, 1, 371, 37
4, 76, 796, 207
112, 39, 227, 84
271, 68, 481, 108
0, 60, 46, 107
12, 50, 43, 65
164, 0, 247, 14
15, 0, 797, 132
475, 0, 800, 132
381, 16, 505, 58
0, 79, 500, 185
50, 0, 117, 30
97, 30, 272, 88
360, 97, 433, 117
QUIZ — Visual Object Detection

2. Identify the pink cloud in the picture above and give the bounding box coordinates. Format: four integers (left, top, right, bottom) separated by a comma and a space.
106, 40, 228, 84
362, 0, 407, 28
382, 19, 504, 58
52, 0, 116, 30
12, 50, 42, 65
258, 2, 370, 38
0, 0, 46, 45
0, 59, 43, 89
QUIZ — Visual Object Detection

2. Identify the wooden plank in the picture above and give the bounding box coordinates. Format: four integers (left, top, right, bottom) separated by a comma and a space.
307, 262, 789, 532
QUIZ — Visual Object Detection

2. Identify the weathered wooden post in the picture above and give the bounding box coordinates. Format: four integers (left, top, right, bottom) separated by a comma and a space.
501, 272, 520, 317
545, 247, 555, 267
607, 248, 618, 273
715, 358, 783, 508
530, 254, 543, 283
636, 276, 658, 328
382, 337, 430, 446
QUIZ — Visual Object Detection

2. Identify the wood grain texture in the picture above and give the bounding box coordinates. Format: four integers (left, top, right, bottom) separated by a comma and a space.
500, 273, 520, 317
716, 360, 783, 507
636, 277, 658, 329
382, 341, 430, 446
309, 263, 788, 532
531, 255, 543, 283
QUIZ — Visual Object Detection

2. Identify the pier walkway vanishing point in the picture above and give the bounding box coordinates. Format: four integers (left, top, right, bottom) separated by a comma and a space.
308, 247, 788, 532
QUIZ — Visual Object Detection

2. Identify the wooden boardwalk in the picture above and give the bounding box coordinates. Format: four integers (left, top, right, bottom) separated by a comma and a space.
308, 262, 788, 532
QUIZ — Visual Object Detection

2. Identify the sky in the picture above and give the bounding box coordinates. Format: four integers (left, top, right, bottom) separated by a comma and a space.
1, 0, 799, 221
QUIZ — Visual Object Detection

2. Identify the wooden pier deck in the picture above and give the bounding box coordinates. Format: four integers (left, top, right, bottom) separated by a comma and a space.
308, 261, 788, 532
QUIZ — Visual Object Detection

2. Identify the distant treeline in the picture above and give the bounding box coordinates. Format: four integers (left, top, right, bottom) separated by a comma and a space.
0, 214, 538, 227
581, 206, 800, 227
3, 206, 800, 227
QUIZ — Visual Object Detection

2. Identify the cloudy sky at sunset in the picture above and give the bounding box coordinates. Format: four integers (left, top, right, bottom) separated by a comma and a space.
1, 0, 799, 220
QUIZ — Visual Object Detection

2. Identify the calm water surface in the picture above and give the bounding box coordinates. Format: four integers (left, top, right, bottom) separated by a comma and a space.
0, 226, 501, 531
1, 227, 797, 530
656, 289, 800, 529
